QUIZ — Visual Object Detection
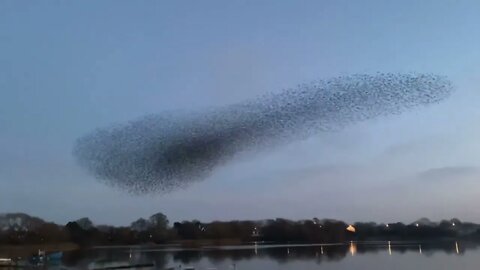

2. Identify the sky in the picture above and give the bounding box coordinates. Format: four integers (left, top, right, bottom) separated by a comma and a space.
1, 0, 480, 226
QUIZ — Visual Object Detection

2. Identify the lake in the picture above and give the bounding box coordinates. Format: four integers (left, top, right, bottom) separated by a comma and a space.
3, 241, 480, 269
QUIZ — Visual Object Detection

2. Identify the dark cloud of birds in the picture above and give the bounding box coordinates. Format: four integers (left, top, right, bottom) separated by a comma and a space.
73, 73, 453, 194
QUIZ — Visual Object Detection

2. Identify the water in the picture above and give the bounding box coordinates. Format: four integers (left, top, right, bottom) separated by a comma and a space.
3, 241, 480, 269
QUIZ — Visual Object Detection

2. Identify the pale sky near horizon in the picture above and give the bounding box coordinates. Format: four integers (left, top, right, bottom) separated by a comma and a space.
2, 1, 480, 226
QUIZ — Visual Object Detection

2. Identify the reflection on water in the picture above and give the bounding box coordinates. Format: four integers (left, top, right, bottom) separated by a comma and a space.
349, 242, 357, 256
1, 241, 479, 269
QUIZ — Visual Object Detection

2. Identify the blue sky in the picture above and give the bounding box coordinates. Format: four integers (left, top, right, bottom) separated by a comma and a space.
1, 0, 480, 225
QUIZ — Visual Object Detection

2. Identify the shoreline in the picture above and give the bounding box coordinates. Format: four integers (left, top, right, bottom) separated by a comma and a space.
0, 242, 79, 257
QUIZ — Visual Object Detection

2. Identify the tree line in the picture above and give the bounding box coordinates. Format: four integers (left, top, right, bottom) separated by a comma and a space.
1, 213, 479, 246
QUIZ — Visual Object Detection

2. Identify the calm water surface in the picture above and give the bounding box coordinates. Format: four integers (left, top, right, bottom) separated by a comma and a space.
5, 241, 480, 269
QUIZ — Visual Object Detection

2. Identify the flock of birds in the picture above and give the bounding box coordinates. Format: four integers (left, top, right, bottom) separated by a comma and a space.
73, 73, 453, 194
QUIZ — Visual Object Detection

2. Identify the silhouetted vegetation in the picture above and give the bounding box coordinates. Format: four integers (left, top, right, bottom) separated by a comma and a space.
1, 213, 479, 247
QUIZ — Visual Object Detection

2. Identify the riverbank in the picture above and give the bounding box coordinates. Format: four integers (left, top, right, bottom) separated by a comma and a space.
0, 242, 79, 258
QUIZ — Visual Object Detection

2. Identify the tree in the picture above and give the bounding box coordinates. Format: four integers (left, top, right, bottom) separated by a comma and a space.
173, 220, 203, 239
149, 213, 169, 230
131, 218, 150, 232
148, 213, 169, 243
75, 217, 93, 230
